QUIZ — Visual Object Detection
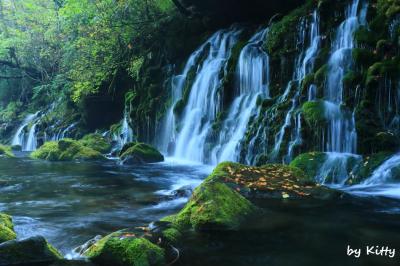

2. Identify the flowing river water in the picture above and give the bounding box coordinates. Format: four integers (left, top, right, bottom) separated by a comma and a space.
1, 154, 400, 265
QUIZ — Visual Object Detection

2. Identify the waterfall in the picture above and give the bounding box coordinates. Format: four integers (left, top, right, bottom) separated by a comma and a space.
174, 29, 240, 163
113, 109, 134, 150
324, 0, 367, 153
11, 112, 40, 151
272, 10, 321, 162
318, 0, 368, 184
210, 28, 270, 164
159, 43, 206, 154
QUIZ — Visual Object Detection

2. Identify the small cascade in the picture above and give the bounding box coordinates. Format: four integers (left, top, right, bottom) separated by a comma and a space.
272, 10, 321, 162
377, 77, 400, 135
363, 154, 400, 185
210, 28, 270, 164
25, 122, 38, 151
317, 152, 361, 185
113, 109, 134, 150
174, 29, 240, 163
11, 112, 40, 151
159, 44, 205, 154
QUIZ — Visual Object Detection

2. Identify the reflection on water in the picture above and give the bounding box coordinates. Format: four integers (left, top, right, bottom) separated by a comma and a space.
0, 157, 209, 254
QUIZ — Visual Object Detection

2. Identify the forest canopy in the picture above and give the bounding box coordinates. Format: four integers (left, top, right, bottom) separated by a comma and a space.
0, 0, 173, 110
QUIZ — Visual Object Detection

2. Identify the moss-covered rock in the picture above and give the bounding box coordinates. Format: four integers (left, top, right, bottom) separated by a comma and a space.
166, 162, 339, 232
0, 144, 14, 158
0, 213, 16, 244
301, 101, 327, 127
84, 232, 164, 266
31, 139, 104, 161
119, 142, 164, 164
0, 236, 62, 265
290, 152, 327, 180
79, 133, 112, 154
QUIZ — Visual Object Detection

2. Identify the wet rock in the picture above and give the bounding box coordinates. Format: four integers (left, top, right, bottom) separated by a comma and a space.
0, 236, 62, 266
119, 142, 164, 164
83, 231, 164, 266
0, 213, 16, 244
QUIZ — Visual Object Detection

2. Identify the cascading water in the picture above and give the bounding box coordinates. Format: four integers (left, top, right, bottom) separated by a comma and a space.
12, 112, 40, 151
174, 29, 240, 163
318, 0, 368, 184
159, 44, 206, 154
272, 10, 321, 162
113, 109, 134, 150
210, 28, 270, 164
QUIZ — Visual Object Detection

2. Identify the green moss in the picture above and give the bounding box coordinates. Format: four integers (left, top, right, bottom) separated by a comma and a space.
84, 234, 164, 266
265, 3, 311, 56
290, 152, 327, 180
31, 139, 104, 161
0, 224, 16, 244
120, 142, 164, 163
301, 101, 326, 127
301, 73, 315, 93
343, 71, 362, 89
366, 59, 400, 86
170, 179, 257, 231
314, 64, 328, 85
0, 145, 14, 158
79, 133, 111, 154
352, 48, 377, 67
0, 236, 62, 265
161, 228, 181, 244
0, 213, 14, 231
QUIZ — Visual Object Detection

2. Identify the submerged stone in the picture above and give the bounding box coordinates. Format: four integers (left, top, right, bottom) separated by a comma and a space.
0, 236, 62, 266
0, 213, 16, 244
119, 142, 164, 164
84, 231, 164, 266
31, 139, 104, 161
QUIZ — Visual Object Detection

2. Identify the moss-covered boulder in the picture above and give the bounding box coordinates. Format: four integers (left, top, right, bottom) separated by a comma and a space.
0, 144, 14, 158
0, 213, 16, 244
84, 231, 165, 266
79, 133, 112, 154
290, 152, 327, 180
31, 139, 104, 161
301, 101, 327, 127
165, 162, 338, 232
119, 142, 164, 164
0, 236, 62, 265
